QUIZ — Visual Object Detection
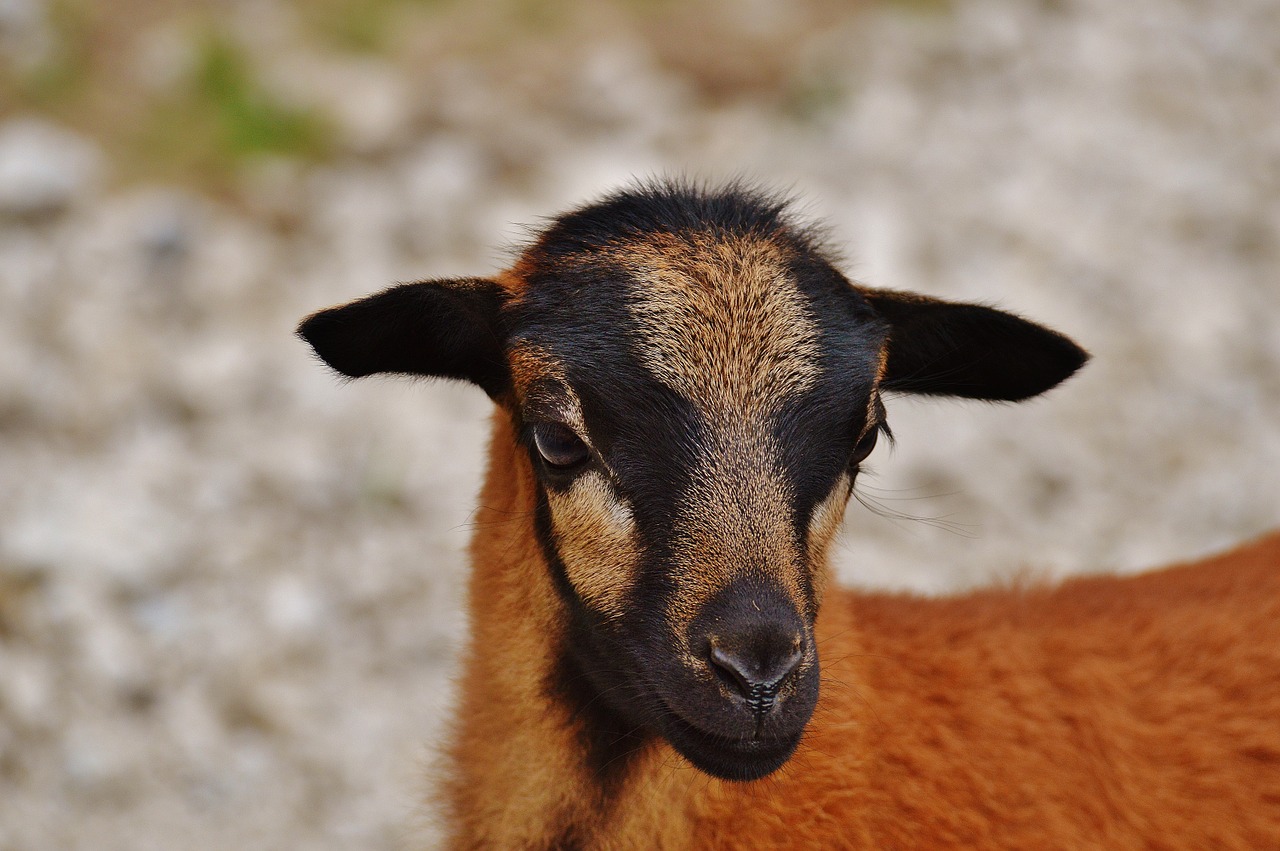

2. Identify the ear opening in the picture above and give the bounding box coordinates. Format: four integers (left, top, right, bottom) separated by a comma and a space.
298, 277, 511, 399
863, 290, 1089, 402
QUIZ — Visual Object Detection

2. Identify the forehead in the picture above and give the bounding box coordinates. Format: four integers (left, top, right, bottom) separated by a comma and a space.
625, 230, 821, 419
507, 188, 888, 420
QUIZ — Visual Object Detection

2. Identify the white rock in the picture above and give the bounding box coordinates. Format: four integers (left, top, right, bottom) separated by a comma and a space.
0, 117, 102, 217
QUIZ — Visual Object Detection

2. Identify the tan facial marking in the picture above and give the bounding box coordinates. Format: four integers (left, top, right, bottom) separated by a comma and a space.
664, 421, 808, 628
510, 343, 637, 614
510, 345, 638, 615
806, 472, 851, 604
624, 233, 822, 419
509, 344, 573, 408
618, 232, 825, 633
546, 470, 639, 619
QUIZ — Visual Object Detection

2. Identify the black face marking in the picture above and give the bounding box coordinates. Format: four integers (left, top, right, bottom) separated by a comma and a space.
545, 641, 647, 798
507, 184, 894, 781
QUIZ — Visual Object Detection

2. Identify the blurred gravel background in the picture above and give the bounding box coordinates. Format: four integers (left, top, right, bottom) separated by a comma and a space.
1, 0, 1277, 848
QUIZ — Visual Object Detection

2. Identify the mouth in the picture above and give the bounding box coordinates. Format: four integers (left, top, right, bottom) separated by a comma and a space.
657, 699, 805, 782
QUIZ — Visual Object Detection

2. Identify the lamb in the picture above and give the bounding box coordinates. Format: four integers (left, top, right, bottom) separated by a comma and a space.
299, 182, 1280, 849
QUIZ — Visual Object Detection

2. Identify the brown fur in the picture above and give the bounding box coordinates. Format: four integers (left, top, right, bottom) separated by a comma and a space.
441, 410, 1280, 849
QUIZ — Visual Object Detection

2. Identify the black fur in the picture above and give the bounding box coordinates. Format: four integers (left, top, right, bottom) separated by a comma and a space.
545, 638, 647, 800
533, 179, 806, 260
864, 290, 1089, 401
296, 278, 511, 399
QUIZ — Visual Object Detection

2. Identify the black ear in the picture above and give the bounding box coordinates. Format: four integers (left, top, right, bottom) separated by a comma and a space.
297, 278, 510, 398
863, 290, 1089, 401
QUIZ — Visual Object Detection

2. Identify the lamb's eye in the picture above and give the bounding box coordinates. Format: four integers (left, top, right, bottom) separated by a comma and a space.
850, 427, 879, 468
533, 423, 590, 470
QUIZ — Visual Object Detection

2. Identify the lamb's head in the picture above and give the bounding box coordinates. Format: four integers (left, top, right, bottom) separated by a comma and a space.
299, 183, 1088, 781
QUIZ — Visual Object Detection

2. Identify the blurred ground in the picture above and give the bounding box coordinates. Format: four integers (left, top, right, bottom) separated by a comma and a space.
1, 0, 1278, 848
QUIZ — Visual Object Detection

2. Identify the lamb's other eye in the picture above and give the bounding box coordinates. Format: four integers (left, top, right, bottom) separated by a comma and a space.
533, 423, 591, 470
850, 426, 879, 468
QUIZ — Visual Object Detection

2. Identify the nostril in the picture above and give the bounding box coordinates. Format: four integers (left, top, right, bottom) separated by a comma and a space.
708, 640, 804, 710
709, 645, 754, 695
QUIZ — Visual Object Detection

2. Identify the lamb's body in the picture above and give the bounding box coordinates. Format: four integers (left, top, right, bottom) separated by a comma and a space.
844, 533, 1280, 850
449, 412, 1280, 849
298, 183, 1280, 849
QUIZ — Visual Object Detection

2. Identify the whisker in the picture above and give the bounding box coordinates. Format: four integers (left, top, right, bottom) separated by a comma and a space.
852, 486, 977, 538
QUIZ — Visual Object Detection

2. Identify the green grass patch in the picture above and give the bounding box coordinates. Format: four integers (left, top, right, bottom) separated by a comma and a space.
192, 34, 330, 160
129, 30, 333, 189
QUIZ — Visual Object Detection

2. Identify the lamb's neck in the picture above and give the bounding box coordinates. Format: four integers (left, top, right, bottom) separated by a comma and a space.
441, 411, 701, 848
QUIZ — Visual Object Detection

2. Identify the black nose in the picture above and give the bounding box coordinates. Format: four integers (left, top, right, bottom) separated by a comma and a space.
708, 628, 804, 714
